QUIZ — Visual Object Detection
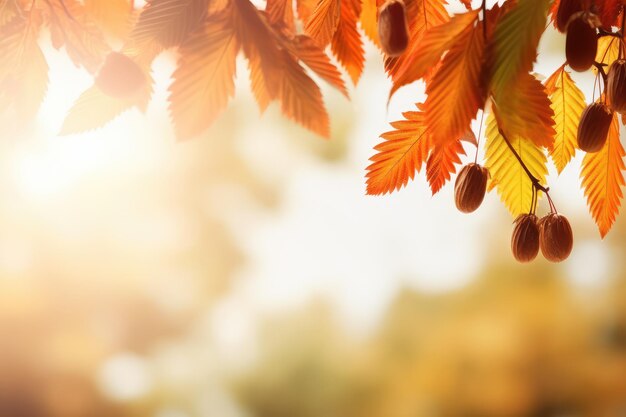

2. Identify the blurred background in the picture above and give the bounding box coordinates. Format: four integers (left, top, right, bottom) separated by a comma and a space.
1, 5, 626, 417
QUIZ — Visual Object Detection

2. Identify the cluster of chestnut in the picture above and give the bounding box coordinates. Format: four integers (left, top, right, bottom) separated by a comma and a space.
564, 7, 626, 152
454, 164, 574, 263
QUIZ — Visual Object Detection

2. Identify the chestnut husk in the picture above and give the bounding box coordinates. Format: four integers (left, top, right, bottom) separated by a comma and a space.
607, 60, 626, 112
454, 163, 489, 213
577, 102, 613, 153
539, 213, 574, 262
378, 0, 409, 57
565, 14, 598, 72
511, 214, 540, 263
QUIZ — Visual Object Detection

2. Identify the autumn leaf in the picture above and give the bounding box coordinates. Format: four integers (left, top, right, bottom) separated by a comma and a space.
267, 0, 295, 32
276, 49, 330, 138
304, 0, 340, 46
330, 0, 365, 85
132, 0, 208, 48
594, 36, 621, 75
387, 9, 475, 96
490, 0, 551, 98
492, 73, 555, 149
359, 0, 380, 47
581, 114, 625, 238
546, 65, 586, 173
459, 0, 472, 10
485, 112, 548, 217
366, 108, 431, 195
596, 0, 622, 28
425, 15, 485, 146
296, 0, 319, 24
169, 13, 239, 140
246, 48, 275, 113
83, 0, 133, 40
43, 0, 110, 73
233, 0, 282, 111
61, 86, 138, 135
0, 0, 20, 27
0, 11, 49, 120
426, 139, 465, 194
61, 47, 156, 135
291, 35, 348, 98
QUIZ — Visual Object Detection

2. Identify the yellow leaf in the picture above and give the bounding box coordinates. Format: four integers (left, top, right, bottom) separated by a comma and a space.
485, 112, 548, 217
366, 108, 432, 195
169, 13, 239, 140
581, 114, 625, 238
547, 66, 586, 173
492, 73, 555, 149
593, 36, 621, 75
61, 48, 156, 135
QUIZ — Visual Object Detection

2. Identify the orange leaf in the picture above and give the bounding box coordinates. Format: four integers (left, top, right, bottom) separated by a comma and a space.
83, 0, 133, 40
387, 9, 475, 97
359, 0, 380, 47
233, 0, 282, 110
0, 10, 49, 120
291, 35, 348, 98
459, 0, 472, 10
596, 0, 622, 28
296, 0, 319, 24
234, 0, 331, 138
581, 114, 625, 238
246, 47, 276, 112
492, 73, 555, 149
168, 13, 239, 140
266, 0, 296, 32
330, 0, 364, 85
426, 139, 465, 194
366, 108, 432, 195
544, 63, 565, 94
43, 0, 110, 73
425, 15, 485, 146
276, 49, 330, 138
132, 0, 208, 48
304, 0, 340, 46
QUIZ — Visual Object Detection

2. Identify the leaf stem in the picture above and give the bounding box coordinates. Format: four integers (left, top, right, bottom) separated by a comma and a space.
593, 61, 608, 87
497, 127, 557, 214
474, 110, 485, 164
481, 0, 487, 41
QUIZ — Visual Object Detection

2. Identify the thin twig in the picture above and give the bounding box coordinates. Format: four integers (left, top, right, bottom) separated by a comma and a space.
593, 61, 608, 86
598, 29, 622, 39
